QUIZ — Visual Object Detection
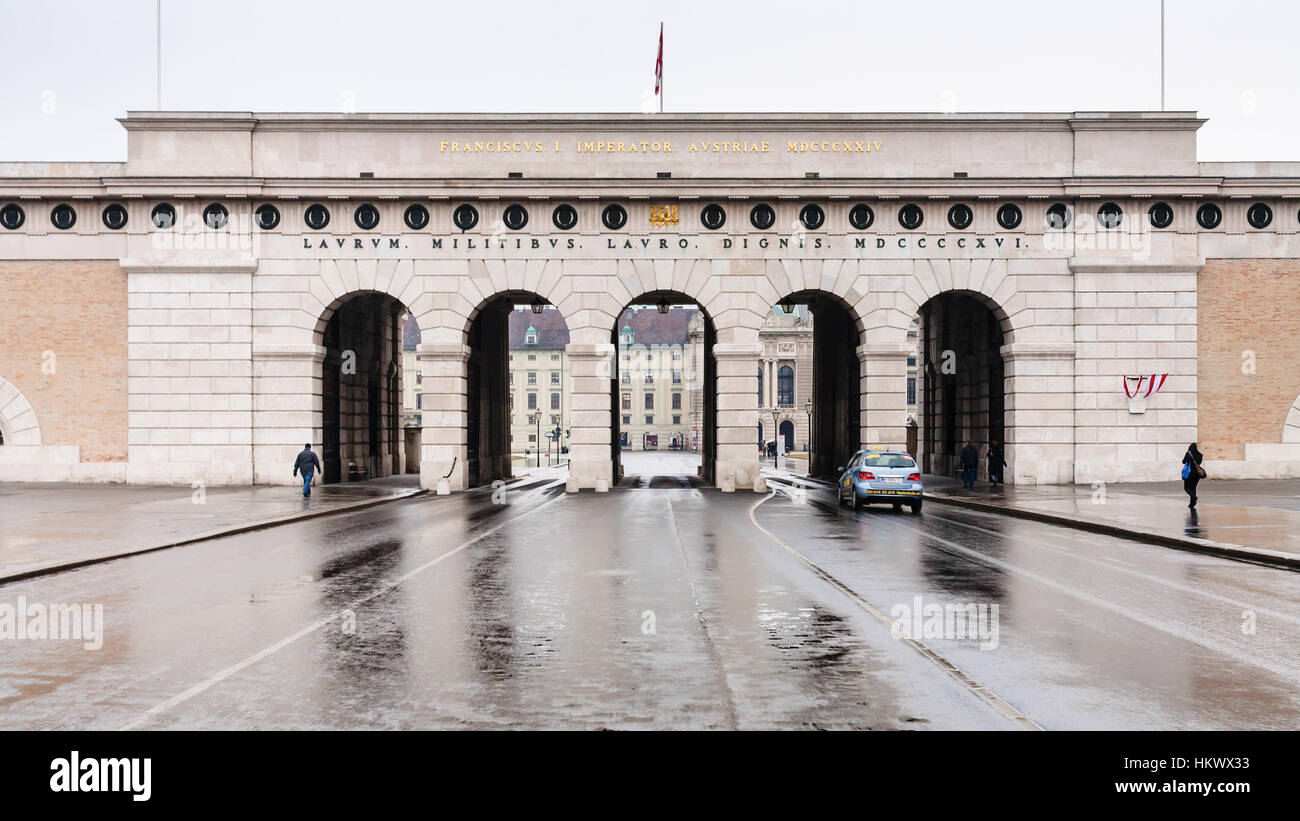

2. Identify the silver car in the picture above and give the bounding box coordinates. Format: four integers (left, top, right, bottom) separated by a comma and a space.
837, 449, 923, 513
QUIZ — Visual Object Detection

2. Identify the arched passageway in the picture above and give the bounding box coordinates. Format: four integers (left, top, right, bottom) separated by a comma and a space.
915, 291, 1007, 479
769, 291, 861, 479
611, 292, 715, 487
320, 292, 407, 483
464, 292, 570, 488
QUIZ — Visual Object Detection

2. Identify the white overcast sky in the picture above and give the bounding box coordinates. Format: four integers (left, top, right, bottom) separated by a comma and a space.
1, 0, 1296, 162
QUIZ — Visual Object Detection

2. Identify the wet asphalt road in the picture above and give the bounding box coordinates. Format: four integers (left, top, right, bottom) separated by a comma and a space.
2, 476, 1299, 730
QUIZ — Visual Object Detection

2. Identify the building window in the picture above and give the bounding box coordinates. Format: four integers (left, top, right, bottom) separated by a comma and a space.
672, 393, 681, 410
507, 372, 512, 384
621, 372, 630, 384
550, 393, 560, 410
672, 351, 681, 361
672, 415, 681, 425
550, 372, 559, 384
416, 394, 422, 409
907, 377, 916, 405
672, 370, 681, 384
527, 372, 536, 385
527, 393, 537, 410
778, 365, 794, 405
416, 372, 423, 384
622, 415, 631, 424
509, 394, 514, 411
527, 353, 536, 361
528, 433, 536, 443
622, 393, 632, 410
643, 373, 653, 384
645, 393, 654, 410
907, 356, 916, 367
758, 366, 764, 407
645, 415, 654, 425
551, 354, 560, 361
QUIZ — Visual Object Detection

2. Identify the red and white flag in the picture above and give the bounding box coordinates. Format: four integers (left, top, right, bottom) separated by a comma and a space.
654, 23, 663, 96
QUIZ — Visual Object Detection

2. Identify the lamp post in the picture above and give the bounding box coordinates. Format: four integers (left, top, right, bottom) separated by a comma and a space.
770, 408, 780, 467
530, 412, 541, 467
804, 398, 813, 453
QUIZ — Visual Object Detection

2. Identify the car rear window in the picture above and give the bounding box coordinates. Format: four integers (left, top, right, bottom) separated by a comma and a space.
863, 454, 916, 468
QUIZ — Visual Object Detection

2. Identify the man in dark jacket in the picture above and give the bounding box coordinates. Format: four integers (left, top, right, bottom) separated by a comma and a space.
987, 440, 1007, 486
293, 443, 322, 497
959, 442, 979, 488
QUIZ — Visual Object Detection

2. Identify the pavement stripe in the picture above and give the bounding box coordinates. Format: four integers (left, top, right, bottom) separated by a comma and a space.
117, 480, 567, 730
747, 491, 1043, 732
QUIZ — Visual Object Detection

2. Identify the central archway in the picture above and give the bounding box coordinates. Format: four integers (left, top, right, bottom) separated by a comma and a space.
610, 291, 715, 487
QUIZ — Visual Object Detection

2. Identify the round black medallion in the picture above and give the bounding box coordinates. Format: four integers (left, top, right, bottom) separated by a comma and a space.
0, 203, 24, 230
799, 203, 825, 230
354, 204, 380, 231
601, 204, 627, 230
304, 203, 331, 230
1097, 202, 1123, 229
203, 203, 228, 229
1196, 203, 1222, 230
701, 203, 726, 230
947, 203, 973, 230
102, 203, 128, 230
1246, 202, 1272, 230
552, 204, 578, 230
1148, 202, 1174, 229
403, 204, 429, 230
151, 203, 176, 229
255, 203, 281, 230
1045, 203, 1071, 230
848, 203, 874, 230
453, 203, 479, 231
996, 203, 1022, 230
50, 203, 77, 230
503, 204, 528, 230
898, 203, 924, 230
750, 203, 775, 230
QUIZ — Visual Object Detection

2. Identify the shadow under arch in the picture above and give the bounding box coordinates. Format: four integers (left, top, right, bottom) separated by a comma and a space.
611, 290, 716, 487
771, 289, 863, 479
465, 290, 570, 488
316, 290, 411, 484
915, 289, 1011, 480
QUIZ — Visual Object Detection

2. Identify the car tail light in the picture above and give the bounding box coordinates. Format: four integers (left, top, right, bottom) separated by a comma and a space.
857, 471, 875, 480
907, 473, 921, 481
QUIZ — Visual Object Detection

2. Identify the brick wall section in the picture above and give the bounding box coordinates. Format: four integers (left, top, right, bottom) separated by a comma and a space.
0, 260, 127, 461
1199, 258, 1300, 459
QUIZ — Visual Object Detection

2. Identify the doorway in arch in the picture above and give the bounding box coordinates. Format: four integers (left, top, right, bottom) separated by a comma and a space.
611, 292, 715, 488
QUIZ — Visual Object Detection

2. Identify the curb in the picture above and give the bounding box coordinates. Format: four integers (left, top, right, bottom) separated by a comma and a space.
925, 492, 1300, 572
0, 489, 427, 586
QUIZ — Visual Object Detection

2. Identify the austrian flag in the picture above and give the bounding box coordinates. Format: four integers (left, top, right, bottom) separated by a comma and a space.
1123, 373, 1168, 398
654, 23, 663, 96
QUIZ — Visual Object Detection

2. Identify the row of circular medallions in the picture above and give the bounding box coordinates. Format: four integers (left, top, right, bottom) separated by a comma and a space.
0, 199, 1280, 232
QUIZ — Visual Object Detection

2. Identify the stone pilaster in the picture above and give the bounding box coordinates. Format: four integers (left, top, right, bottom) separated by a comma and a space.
564, 342, 615, 489
251, 343, 325, 484
858, 341, 911, 450
714, 342, 763, 491
418, 342, 469, 491
1002, 341, 1075, 485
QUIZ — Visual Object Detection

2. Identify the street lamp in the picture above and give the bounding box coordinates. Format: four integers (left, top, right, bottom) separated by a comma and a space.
770, 408, 780, 467
804, 398, 813, 453
530, 412, 541, 467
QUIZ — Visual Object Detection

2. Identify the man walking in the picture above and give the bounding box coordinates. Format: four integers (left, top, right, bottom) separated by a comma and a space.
959, 441, 979, 488
987, 439, 1007, 486
293, 443, 322, 497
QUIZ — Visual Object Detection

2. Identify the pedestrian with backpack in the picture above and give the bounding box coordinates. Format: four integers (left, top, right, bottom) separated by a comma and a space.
1181, 443, 1205, 509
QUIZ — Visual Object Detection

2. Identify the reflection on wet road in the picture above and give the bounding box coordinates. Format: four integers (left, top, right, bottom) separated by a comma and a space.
2, 476, 1297, 730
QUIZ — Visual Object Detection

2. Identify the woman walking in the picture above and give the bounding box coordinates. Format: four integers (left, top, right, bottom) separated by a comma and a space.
1182, 443, 1205, 508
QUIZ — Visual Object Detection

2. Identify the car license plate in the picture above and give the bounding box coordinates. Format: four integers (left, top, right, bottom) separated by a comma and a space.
883, 477, 903, 484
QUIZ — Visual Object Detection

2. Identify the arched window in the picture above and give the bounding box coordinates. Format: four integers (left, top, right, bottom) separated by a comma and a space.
758, 366, 764, 407
777, 365, 794, 406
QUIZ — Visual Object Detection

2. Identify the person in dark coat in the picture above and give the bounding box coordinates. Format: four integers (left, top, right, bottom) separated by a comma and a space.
292, 443, 322, 497
959, 441, 979, 488
987, 440, 1007, 486
1182, 443, 1204, 508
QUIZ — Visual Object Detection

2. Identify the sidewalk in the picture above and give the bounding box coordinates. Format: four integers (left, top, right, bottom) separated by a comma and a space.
924, 476, 1300, 570
0, 476, 423, 583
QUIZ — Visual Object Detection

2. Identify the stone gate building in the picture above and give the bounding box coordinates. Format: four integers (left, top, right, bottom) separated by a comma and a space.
1, 111, 1298, 490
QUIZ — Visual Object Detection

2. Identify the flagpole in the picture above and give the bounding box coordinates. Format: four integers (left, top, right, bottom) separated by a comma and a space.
1160, 0, 1165, 110
659, 22, 664, 114
156, 0, 162, 110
